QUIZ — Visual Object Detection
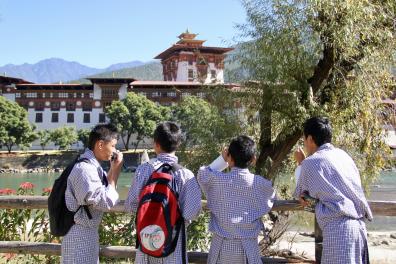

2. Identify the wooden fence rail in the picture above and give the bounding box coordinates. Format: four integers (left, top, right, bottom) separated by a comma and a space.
0, 196, 395, 263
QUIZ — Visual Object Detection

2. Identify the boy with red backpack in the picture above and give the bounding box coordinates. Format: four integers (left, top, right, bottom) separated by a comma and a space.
125, 121, 202, 264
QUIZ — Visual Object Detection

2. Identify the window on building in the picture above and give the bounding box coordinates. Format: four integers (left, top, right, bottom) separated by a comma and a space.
102, 88, 118, 98
66, 102, 76, 111
83, 113, 90, 123
188, 69, 194, 81
197, 92, 205, 98
51, 102, 60, 111
82, 102, 92, 111
26, 92, 37, 98
67, 113, 74, 123
211, 70, 216, 78
152, 92, 161, 98
181, 92, 191, 98
15, 93, 21, 98
51, 113, 59, 123
99, 113, 106, 123
35, 102, 45, 111
167, 92, 177, 98
35, 113, 43, 123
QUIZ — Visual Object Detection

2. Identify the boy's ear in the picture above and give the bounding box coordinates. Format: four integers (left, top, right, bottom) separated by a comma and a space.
250, 155, 257, 166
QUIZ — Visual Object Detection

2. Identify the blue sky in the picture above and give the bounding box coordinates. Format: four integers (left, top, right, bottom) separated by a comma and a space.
0, 0, 247, 68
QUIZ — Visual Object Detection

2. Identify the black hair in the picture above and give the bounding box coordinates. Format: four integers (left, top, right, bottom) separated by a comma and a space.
88, 124, 119, 150
228, 135, 256, 168
303, 117, 332, 147
153, 121, 182, 153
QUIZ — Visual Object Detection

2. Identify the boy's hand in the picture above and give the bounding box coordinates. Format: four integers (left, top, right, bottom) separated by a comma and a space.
294, 147, 306, 165
111, 150, 123, 169
299, 196, 309, 207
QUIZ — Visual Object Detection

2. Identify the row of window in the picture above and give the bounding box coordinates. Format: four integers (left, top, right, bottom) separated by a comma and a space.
35, 113, 106, 124
137, 92, 205, 98
26, 102, 93, 111
16, 92, 93, 99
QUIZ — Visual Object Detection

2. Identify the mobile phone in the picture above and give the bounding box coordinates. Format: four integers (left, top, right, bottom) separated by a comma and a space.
111, 152, 118, 162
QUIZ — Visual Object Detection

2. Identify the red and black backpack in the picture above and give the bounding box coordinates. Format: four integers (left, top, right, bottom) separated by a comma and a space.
135, 162, 186, 263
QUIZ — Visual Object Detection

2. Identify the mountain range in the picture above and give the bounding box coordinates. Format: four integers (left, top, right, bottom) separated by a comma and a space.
0, 58, 147, 83
0, 47, 243, 84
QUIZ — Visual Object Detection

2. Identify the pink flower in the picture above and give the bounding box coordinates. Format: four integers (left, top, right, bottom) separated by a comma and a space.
0, 188, 17, 195
3, 253, 16, 260
19, 182, 35, 190
42, 187, 52, 194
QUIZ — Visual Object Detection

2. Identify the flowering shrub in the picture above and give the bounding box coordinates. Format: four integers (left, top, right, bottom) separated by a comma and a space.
0, 182, 211, 263
0, 183, 58, 263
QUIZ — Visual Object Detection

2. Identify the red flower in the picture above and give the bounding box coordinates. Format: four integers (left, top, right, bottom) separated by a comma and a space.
3, 253, 16, 260
42, 187, 52, 194
19, 182, 35, 190
0, 188, 17, 195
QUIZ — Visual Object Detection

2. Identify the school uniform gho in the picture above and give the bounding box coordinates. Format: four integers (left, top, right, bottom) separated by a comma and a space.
61, 149, 119, 264
197, 156, 276, 264
125, 153, 202, 264
295, 143, 372, 264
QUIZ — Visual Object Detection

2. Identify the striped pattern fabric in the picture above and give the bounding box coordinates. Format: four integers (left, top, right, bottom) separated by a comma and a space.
61, 148, 119, 264
197, 166, 276, 264
294, 143, 372, 264
125, 153, 202, 264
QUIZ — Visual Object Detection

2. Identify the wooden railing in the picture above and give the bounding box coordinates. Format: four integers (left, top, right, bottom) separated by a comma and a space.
0, 196, 395, 263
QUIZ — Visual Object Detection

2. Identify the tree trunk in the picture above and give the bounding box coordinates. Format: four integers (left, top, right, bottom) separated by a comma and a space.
6, 144, 13, 154
133, 139, 142, 153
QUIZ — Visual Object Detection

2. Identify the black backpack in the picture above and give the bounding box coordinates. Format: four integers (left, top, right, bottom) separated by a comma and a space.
48, 157, 94, 236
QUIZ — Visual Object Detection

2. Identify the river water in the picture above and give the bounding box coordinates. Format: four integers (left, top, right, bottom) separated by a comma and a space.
0, 170, 395, 230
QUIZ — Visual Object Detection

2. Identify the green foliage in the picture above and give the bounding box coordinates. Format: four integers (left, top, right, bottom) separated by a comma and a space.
36, 130, 52, 150
234, 0, 396, 187
106, 92, 169, 150
0, 183, 211, 263
172, 93, 244, 172
0, 97, 36, 153
187, 210, 211, 251
0, 185, 59, 263
77, 128, 91, 148
50, 126, 78, 150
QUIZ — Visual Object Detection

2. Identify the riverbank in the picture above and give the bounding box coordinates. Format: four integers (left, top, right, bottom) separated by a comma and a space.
276, 231, 396, 264
0, 150, 150, 173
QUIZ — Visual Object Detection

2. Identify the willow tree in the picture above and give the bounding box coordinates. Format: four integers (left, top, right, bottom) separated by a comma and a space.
234, 0, 395, 187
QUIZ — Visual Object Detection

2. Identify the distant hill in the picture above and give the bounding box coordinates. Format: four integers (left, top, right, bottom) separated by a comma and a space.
0, 45, 246, 84
88, 61, 163, 81
72, 59, 242, 84
0, 58, 145, 83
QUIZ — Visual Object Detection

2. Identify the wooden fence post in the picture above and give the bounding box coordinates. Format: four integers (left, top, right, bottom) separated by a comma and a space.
314, 216, 323, 264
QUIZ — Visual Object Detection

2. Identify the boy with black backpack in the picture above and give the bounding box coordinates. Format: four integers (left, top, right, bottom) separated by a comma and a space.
197, 135, 276, 264
60, 124, 123, 264
125, 121, 202, 264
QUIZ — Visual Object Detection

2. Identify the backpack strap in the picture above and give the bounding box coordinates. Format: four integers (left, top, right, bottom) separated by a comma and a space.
73, 157, 104, 220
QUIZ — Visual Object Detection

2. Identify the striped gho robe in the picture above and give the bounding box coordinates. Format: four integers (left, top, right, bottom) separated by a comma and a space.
61, 149, 119, 264
125, 153, 202, 264
197, 159, 276, 264
294, 143, 373, 264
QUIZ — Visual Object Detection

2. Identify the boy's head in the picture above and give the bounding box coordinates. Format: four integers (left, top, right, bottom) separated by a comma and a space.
88, 124, 119, 161
227, 135, 256, 168
303, 117, 332, 155
153, 122, 182, 153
